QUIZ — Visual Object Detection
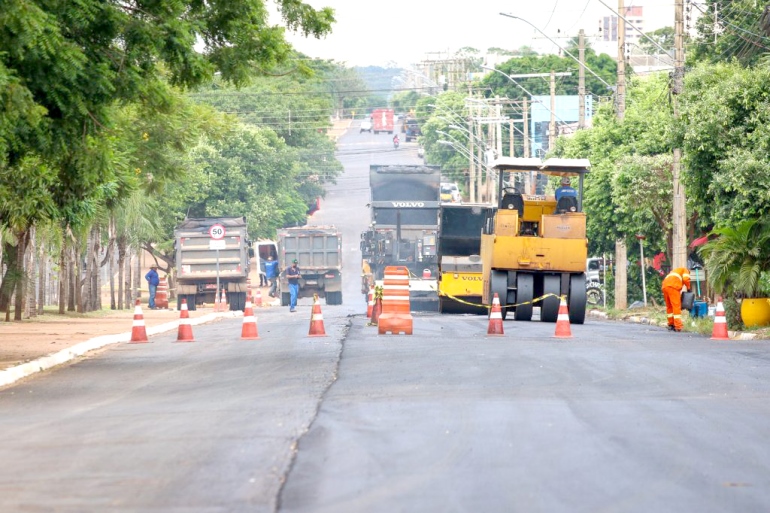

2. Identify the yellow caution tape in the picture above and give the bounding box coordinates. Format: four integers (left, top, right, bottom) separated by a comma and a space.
438, 291, 565, 310
402, 268, 568, 310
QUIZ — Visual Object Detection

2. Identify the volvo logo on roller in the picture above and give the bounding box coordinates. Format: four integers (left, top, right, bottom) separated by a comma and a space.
391, 201, 425, 208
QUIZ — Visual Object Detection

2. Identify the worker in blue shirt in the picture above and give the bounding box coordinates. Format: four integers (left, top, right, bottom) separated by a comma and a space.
555, 176, 577, 201
144, 265, 160, 309
286, 259, 301, 312
265, 255, 279, 298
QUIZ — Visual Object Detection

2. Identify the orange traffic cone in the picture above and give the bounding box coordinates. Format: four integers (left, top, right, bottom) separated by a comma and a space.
710, 298, 729, 340
554, 296, 573, 339
366, 286, 374, 318
241, 296, 260, 340
175, 298, 195, 342
129, 299, 149, 343
487, 293, 504, 336
221, 289, 228, 312
214, 289, 221, 312
254, 287, 263, 308
308, 294, 327, 337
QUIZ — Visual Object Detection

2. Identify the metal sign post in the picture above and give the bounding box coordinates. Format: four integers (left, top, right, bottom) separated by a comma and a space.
209, 224, 226, 302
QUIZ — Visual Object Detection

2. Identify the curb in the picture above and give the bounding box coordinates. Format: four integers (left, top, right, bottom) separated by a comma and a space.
0, 311, 239, 388
588, 309, 760, 340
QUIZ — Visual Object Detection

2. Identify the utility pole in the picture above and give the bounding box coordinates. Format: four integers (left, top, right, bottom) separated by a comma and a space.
549, 70, 556, 151
672, 0, 687, 268
468, 87, 476, 203
615, 0, 628, 309
523, 97, 532, 193
509, 120, 514, 157
616, 0, 626, 121
523, 97, 529, 158
476, 102, 484, 202
578, 29, 586, 129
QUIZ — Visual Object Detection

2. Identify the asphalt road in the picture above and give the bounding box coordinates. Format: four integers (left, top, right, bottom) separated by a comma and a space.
1, 123, 769, 513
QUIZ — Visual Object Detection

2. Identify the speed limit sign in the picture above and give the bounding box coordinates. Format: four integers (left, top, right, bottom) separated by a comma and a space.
209, 224, 226, 240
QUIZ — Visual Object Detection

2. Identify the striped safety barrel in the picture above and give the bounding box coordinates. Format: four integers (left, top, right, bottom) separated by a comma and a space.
378, 266, 413, 335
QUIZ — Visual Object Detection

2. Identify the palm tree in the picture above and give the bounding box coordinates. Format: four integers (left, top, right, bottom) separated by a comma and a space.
698, 218, 770, 298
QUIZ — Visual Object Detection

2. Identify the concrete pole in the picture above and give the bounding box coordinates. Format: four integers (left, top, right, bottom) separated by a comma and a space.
672, 0, 688, 268
578, 29, 586, 129
467, 85, 476, 203
468, 112, 475, 203
523, 97, 533, 193
617, 0, 626, 121
549, 70, 556, 151
614, 0, 628, 309
476, 103, 484, 202
523, 97, 530, 158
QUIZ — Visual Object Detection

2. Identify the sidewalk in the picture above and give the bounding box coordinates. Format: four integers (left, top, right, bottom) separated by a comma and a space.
0, 290, 280, 387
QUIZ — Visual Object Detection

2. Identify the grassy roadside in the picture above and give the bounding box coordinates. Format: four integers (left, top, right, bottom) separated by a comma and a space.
592, 305, 770, 339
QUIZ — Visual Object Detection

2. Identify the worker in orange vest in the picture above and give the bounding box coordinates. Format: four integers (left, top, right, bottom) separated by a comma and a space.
662, 267, 691, 332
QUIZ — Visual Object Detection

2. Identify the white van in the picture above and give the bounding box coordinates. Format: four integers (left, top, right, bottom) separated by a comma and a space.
256, 240, 279, 285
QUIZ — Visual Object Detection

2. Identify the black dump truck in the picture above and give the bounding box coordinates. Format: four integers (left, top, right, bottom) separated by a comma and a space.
360, 164, 441, 311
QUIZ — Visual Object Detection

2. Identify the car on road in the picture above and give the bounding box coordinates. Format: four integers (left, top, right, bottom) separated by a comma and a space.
440, 182, 461, 203
360, 119, 372, 133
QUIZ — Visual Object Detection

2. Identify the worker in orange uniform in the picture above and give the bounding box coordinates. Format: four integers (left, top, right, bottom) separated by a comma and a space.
662, 267, 691, 332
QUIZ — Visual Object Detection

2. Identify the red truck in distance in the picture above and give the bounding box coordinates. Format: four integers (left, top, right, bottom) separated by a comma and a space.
370, 108, 394, 134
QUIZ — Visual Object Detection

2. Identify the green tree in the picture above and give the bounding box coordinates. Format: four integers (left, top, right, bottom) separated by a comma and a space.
555, 73, 676, 259
638, 27, 675, 54
1, 0, 335, 317
690, 0, 769, 66
678, 62, 770, 228
482, 51, 617, 101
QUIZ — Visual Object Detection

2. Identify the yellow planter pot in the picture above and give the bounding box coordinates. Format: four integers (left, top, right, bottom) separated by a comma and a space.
740, 298, 770, 327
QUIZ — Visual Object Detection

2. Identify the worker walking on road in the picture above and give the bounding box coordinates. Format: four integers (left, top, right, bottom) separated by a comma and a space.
662, 267, 691, 332
265, 255, 279, 298
286, 259, 301, 312
145, 265, 160, 309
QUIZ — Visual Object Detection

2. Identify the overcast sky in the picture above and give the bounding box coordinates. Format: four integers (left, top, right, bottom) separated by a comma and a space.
281, 1, 677, 67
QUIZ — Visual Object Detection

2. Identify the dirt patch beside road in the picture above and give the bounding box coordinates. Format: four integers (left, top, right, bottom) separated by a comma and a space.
0, 286, 280, 372
0, 307, 208, 371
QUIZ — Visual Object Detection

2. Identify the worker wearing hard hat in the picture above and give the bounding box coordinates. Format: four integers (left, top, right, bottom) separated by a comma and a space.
555, 176, 577, 202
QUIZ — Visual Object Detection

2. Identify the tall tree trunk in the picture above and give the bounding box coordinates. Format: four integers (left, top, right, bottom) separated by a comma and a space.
58, 237, 67, 314
124, 242, 133, 308
0, 240, 17, 314
82, 228, 94, 312
70, 241, 79, 312
38, 239, 46, 315
108, 217, 116, 310
117, 235, 126, 310
14, 228, 30, 321
133, 245, 141, 304
90, 225, 101, 312
25, 227, 36, 318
